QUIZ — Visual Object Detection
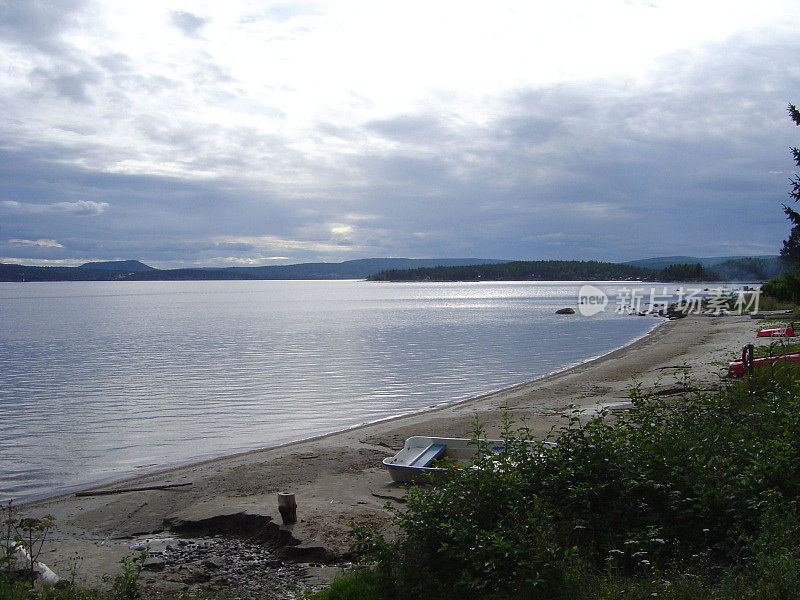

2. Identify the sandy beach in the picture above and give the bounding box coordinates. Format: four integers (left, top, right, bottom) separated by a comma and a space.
17, 314, 759, 594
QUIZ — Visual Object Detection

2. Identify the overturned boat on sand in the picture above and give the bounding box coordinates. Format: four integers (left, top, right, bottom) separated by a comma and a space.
382, 436, 554, 484
728, 344, 800, 377
750, 309, 794, 319
757, 322, 797, 337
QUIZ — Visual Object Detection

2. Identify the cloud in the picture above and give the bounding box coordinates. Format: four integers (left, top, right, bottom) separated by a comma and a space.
330, 224, 353, 235
623, 0, 658, 7
8, 238, 64, 248
170, 11, 207, 37
365, 115, 450, 144
0, 4, 798, 266
257, 2, 323, 23
0, 257, 85, 266
0, 200, 109, 216
0, 0, 86, 53
203, 256, 290, 266
533, 232, 592, 243
211, 235, 359, 253
31, 66, 101, 104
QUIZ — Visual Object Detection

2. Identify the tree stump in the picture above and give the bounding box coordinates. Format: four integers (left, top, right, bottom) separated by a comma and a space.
278, 493, 297, 525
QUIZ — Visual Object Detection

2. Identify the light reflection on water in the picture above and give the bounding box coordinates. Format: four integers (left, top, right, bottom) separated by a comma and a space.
1, 280, 663, 501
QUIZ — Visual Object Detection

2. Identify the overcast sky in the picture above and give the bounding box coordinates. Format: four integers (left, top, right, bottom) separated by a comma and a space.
1, 0, 799, 267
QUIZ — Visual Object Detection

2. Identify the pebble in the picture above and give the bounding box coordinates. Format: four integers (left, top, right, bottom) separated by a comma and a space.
134, 534, 310, 600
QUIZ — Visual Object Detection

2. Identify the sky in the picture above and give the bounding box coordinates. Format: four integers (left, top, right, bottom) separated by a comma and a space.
1, 0, 799, 268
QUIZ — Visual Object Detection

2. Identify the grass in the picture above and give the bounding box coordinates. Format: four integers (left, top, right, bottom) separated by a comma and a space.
309, 571, 383, 600
753, 340, 800, 357
751, 292, 800, 315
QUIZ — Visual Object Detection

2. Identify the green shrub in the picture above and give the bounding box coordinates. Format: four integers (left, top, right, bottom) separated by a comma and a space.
309, 569, 383, 600
762, 272, 800, 304
106, 551, 145, 600
334, 366, 800, 599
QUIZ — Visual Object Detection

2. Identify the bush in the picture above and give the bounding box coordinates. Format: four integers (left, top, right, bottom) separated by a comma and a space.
333, 364, 800, 599
309, 569, 383, 600
762, 271, 800, 304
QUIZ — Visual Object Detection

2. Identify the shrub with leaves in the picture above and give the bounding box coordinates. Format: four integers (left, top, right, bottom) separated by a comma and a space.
337, 361, 800, 599
0, 502, 55, 588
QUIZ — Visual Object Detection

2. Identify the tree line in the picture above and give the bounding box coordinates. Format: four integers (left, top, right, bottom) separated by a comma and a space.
368, 260, 717, 282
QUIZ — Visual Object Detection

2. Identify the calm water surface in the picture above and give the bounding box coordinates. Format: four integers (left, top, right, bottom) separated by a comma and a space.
1, 280, 664, 501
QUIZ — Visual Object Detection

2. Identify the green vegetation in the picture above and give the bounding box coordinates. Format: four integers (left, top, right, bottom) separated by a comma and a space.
749, 293, 800, 314
3, 257, 769, 283
1, 505, 54, 587
315, 363, 800, 600
780, 103, 800, 266
753, 340, 800, 357
1, 503, 147, 600
712, 257, 783, 282
626, 255, 781, 276
654, 262, 714, 282
367, 260, 717, 282
0, 551, 150, 600
761, 271, 800, 304
763, 103, 800, 302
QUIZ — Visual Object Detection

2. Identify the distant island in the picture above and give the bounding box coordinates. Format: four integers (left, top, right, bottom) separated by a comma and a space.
367, 260, 719, 282
0, 255, 782, 282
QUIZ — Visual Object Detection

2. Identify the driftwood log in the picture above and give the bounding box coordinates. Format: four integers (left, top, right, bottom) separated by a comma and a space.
74, 482, 192, 497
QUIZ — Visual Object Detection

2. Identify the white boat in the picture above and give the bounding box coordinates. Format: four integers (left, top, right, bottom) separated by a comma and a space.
381, 436, 553, 484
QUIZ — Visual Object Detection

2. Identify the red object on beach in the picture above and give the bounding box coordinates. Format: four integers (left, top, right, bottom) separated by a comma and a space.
757, 322, 796, 337
728, 343, 800, 377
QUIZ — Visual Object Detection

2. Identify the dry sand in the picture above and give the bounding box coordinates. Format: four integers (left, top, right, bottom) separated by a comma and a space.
17, 314, 761, 592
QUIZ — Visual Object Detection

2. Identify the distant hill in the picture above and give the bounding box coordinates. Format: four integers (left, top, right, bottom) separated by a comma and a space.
208, 257, 508, 280
0, 257, 507, 282
77, 260, 156, 272
0, 255, 779, 283
0, 264, 131, 282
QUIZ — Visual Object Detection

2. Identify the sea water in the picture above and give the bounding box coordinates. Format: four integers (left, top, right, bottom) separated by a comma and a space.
0, 280, 666, 501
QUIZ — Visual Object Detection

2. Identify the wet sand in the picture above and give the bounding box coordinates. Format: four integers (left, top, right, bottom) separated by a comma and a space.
18, 314, 758, 591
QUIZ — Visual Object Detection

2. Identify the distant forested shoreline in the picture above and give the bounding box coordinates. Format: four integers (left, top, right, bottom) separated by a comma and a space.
0, 256, 779, 282
367, 260, 717, 282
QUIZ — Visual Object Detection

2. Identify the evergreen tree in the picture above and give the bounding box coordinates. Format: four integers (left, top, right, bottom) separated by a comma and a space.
780, 103, 800, 266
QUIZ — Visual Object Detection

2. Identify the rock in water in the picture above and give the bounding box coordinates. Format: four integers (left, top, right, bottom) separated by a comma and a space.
555, 307, 575, 314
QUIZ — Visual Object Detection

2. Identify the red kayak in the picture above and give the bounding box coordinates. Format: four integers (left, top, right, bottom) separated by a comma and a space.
757, 322, 796, 337
728, 344, 800, 377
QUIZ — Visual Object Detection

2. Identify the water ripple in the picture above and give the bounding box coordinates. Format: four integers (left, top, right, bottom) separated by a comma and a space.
0, 280, 662, 501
